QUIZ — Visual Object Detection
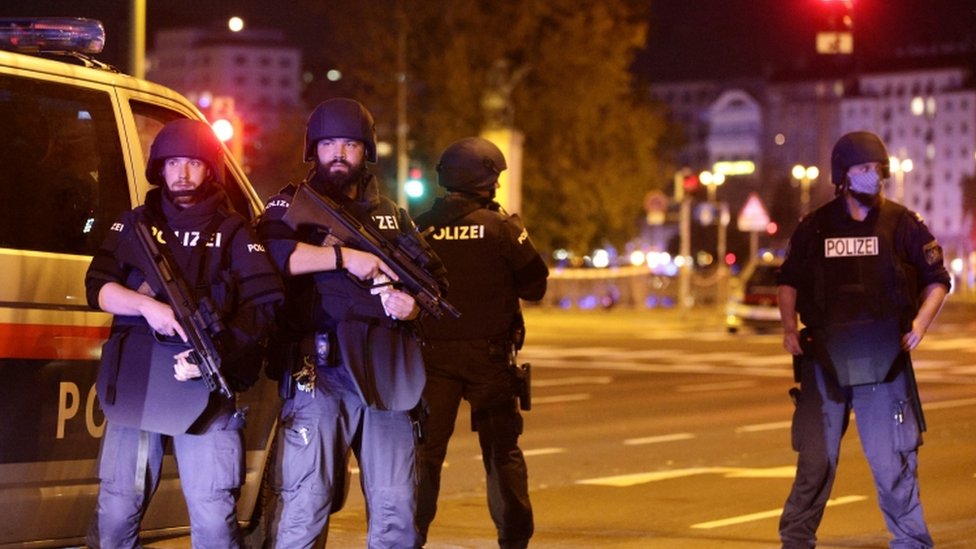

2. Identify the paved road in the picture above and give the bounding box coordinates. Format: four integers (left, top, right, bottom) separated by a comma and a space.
150, 300, 976, 548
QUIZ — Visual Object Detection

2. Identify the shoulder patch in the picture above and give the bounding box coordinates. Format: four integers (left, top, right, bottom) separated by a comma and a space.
923, 240, 943, 266
907, 209, 925, 224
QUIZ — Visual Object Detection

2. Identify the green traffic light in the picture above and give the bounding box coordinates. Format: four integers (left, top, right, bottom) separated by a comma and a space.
405, 166, 425, 199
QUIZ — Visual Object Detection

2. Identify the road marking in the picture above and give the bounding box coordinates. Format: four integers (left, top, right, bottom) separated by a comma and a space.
472, 447, 566, 461
923, 397, 976, 410
532, 393, 591, 404
690, 494, 868, 529
578, 467, 714, 486
524, 340, 976, 384
624, 433, 695, 445
677, 380, 758, 392
530, 358, 793, 379
577, 466, 796, 487
736, 420, 792, 433
534, 375, 613, 387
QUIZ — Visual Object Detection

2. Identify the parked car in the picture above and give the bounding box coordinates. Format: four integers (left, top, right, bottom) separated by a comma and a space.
726, 257, 783, 333
0, 18, 276, 547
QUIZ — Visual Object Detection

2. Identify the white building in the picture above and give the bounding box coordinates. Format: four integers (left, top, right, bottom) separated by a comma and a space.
147, 25, 303, 136
840, 67, 975, 251
651, 65, 975, 253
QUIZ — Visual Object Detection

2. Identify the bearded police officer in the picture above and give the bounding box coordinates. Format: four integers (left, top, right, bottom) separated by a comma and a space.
258, 98, 446, 548
777, 131, 950, 548
85, 119, 284, 547
414, 137, 548, 549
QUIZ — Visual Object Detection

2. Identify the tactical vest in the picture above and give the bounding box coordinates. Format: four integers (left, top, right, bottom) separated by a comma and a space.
277, 184, 426, 411
96, 199, 250, 434
417, 198, 520, 340
806, 200, 914, 386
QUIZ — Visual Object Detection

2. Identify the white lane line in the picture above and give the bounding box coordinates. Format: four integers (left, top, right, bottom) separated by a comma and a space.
676, 380, 758, 392
576, 466, 795, 487
624, 433, 695, 446
532, 393, 591, 404
577, 468, 715, 486
923, 397, 976, 410
736, 421, 792, 433
690, 495, 868, 529
472, 447, 566, 461
534, 376, 613, 387
524, 447, 566, 457
529, 359, 793, 379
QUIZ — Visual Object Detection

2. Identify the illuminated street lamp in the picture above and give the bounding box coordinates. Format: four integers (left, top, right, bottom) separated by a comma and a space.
700, 170, 729, 303
791, 164, 820, 215
699, 170, 725, 203
889, 155, 913, 203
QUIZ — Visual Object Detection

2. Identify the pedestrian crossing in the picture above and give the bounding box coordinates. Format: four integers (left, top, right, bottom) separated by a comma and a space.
521, 333, 976, 384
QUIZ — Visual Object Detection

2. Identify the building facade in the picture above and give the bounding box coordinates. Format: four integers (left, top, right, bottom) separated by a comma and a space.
146, 23, 304, 163
651, 64, 976, 262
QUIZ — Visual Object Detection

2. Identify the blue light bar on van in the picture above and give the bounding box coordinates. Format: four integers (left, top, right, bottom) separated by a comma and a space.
0, 18, 105, 55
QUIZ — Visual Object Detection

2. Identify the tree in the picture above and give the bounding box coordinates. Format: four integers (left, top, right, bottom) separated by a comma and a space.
300, 0, 668, 256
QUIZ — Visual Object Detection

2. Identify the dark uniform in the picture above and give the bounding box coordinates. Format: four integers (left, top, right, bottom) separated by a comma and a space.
414, 137, 549, 549
85, 119, 283, 548
777, 132, 950, 549
259, 98, 445, 549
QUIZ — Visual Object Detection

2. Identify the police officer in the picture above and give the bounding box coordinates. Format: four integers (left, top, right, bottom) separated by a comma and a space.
777, 131, 950, 548
85, 119, 284, 548
414, 137, 549, 549
258, 98, 445, 548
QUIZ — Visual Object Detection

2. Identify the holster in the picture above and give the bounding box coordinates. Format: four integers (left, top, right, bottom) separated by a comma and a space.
513, 362, 531, 411
409, 399, 430, 444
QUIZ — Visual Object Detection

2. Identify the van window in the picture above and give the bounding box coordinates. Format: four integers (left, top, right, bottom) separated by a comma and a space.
0, 74, 129, 255
131, 101, 256, 220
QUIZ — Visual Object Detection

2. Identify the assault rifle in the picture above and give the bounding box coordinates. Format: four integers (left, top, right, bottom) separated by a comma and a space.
282, 184, 461, 320
125, 219, 234, 399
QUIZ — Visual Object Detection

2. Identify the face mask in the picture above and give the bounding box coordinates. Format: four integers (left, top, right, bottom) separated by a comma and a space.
847, 170, 883, 196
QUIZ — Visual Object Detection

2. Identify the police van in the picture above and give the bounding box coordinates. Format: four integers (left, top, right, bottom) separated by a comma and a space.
0, 19, 277, 546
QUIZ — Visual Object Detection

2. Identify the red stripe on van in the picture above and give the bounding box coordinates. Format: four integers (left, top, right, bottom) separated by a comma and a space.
0, 323, 109, 360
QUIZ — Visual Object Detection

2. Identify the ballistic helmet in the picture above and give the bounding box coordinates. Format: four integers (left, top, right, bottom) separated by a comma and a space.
304, 98, 377, 163
830, 131, 890, 185
145, 119, 222, 186
436, 137, 507, 193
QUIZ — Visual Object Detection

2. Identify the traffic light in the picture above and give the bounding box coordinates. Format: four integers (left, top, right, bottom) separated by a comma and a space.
815, 0, 854, 54
404, 166, 426, 199
208, 96, 243, 160
682, 172, 700, 195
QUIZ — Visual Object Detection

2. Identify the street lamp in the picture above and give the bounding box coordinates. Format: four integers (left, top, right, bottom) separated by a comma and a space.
791, 164, 820, 215
700, 170, 729, 304
699, 170, 725, 202
889, 155, 913, 204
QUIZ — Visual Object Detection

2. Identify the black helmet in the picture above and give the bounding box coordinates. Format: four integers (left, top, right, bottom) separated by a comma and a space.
145, 119, 222, 186
436, 137, 507, 193
830, 131, 890, 185
304, 98, 377, 163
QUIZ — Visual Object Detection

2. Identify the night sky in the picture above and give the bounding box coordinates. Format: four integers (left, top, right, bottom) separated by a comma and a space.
4, 0, 975, 81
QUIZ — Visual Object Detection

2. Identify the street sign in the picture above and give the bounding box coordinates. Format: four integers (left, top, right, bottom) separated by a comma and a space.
644, 190, 668, 225
737, 192, 770, 232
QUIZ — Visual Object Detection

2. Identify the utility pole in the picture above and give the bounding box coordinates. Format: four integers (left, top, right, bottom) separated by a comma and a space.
674, 169, 692, 311
395, 0, 408, 209
129, 0, 146, 79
